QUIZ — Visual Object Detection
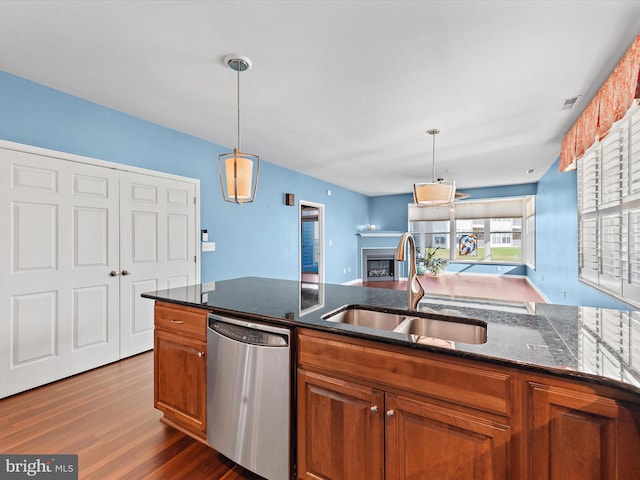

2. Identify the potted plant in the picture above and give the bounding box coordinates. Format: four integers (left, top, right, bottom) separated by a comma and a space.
424, 246, 450, 275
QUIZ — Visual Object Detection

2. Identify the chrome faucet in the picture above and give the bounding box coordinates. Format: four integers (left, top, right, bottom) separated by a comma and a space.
395, 232, 425, 311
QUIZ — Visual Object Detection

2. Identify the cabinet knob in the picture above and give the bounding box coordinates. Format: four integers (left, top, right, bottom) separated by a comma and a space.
109, 270, 120, 276
197, 351, 205, 358
386, 409, 395, 417
121, 269, 131, 276
171, 319, 185, 324
370, 406, 378, 413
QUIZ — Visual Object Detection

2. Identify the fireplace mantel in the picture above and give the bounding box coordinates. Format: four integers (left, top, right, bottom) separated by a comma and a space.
357, 231, 404, 238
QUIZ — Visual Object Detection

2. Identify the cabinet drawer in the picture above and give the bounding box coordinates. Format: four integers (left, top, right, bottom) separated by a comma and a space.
298, 329, 511, 416
155, 302, 208, 338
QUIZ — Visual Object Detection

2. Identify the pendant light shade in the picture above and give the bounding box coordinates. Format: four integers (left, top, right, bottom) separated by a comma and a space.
413, 129, 456, 206
413, 180, 455, 205
219, 55, 260, 204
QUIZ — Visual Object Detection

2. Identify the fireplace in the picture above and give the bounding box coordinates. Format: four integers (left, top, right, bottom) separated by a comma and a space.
362, 248, 398, 282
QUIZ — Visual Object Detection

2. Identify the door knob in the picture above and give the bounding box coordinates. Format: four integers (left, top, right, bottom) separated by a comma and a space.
109, 270, 120, 277
121, 269, 131, 276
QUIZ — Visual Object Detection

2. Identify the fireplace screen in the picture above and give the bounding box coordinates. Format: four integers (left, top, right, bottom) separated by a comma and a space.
367, 257, 395, 281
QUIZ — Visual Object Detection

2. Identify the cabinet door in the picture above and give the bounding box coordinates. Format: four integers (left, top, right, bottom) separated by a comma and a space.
386, 393, 510, 480
154, 328, 207, 436
297, 369, 384, 480
528, 382, 640, 480
0, 149, 121, 399
120, 172, 198, 358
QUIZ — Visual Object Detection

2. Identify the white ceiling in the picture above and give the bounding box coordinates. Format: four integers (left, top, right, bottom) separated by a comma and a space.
1, 1, 639, 196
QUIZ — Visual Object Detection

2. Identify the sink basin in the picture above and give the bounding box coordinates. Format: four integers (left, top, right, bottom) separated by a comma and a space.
323, 305, 405, 331
322, 305, 487, 345
394, 316, 487, 344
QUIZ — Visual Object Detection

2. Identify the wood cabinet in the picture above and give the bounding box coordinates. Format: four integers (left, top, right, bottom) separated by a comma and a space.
385, 393, 510, 480
527, 380, 640, 480
297, 329, 513, 480
297, 328, 640, 480
150, 305, 640, 477
297, 370, 384, 480
154, 301, 208, 441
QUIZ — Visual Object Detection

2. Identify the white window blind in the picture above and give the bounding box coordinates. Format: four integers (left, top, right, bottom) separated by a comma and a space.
454, 198, 524, 219
408, 205, 451, 221
630, 108, 640, 196
577, 101, 640, 308
600, 126, 626, 207
579, 147, 599, 213
623, 208, 640, 301
600, 214, 623, 294
579, 217, 599, 284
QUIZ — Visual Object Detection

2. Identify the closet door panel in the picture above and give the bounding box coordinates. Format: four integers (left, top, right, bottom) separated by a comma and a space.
0, 148, 120, 398
119, 172, 197, 358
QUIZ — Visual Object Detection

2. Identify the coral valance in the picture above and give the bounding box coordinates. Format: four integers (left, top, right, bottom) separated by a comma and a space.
559, 35, 640, 172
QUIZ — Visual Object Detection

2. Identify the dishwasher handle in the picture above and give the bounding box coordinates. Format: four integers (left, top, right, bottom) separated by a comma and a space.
210, 319, 288, 347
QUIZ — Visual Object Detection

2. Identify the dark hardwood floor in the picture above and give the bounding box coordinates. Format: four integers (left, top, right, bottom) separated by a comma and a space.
0, 352, 262, 480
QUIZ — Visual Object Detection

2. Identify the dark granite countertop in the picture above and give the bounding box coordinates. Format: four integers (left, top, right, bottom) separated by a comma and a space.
142, 276, 640, 397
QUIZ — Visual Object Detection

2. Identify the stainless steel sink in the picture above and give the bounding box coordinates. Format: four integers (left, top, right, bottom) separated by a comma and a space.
323, 306, 405, 331
322, 305, 487, 345
393, 316, 487, 344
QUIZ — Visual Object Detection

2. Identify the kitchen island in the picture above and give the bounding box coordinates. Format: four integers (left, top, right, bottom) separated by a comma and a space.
143, 277, 640, 480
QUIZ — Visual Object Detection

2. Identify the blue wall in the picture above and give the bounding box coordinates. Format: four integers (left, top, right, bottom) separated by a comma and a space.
528, 157, 628, 308
0, 71, 629, 309
0, 71, 368, 284
369, 194, 413, 231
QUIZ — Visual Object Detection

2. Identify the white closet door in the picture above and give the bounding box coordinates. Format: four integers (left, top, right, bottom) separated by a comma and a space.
0, 149, 120, 398
119, 172, 197, 358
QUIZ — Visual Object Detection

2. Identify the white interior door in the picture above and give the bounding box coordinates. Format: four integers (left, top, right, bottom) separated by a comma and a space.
118, 172, 197, 358
0, 149, 120, 398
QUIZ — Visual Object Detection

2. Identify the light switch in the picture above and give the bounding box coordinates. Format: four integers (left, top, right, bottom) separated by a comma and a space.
202, 242, 216, 252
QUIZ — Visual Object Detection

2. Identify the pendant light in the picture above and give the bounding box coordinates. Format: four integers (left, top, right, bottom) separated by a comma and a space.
413, 129, 456, 206
219, 54, 260, 204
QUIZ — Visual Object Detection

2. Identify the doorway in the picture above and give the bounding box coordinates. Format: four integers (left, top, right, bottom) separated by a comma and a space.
299, 201, 324, 284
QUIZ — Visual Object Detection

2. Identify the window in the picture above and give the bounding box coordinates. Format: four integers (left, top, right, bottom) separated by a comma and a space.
524, 195, 535, 268
577, 102, 640, 308
456, 219, 485, 261
410, 219, 451, 259
409, 197, 533, 265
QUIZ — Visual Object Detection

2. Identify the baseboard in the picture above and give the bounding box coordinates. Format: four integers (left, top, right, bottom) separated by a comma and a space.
524, 277, 551, 303
445, 271, 528, 278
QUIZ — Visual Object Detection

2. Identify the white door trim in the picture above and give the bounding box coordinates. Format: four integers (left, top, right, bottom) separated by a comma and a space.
299, 200, 325, 284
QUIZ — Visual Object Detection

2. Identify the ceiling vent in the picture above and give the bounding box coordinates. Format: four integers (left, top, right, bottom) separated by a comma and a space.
560, 95, 581, 111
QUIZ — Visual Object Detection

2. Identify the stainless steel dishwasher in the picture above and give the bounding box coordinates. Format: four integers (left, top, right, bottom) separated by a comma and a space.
207, 313, 291, 480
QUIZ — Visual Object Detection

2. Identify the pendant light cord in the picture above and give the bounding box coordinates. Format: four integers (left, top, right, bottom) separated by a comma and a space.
431, 132, 436, 183
237, 67, 241, 152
